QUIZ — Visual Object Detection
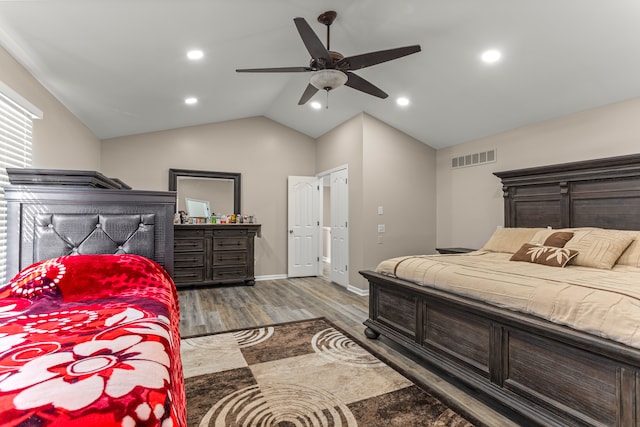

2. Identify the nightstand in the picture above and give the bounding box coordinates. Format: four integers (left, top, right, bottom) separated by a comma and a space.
436, 247, 477, 254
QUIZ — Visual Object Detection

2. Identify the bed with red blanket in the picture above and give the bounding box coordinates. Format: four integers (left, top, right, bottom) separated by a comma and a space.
0, 254, 185, 426
0, 170, 185, 427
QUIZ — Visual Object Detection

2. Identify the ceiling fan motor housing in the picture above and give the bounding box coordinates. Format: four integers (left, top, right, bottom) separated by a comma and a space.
309, 51, 344, 70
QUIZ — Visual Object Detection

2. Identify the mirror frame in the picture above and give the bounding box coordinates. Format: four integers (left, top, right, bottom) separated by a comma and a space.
169, 168, 241, 214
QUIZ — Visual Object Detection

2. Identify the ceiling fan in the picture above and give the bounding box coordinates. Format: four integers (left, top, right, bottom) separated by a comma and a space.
236, 11, 421, 106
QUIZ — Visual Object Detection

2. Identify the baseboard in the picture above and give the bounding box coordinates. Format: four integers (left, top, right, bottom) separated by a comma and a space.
347, 284, 369, 296
255, 274, 288, 281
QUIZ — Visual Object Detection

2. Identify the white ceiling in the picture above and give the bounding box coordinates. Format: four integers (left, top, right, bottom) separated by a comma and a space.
1, 1, 640, 149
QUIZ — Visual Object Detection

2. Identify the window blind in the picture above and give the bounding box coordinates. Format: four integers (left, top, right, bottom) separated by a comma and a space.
0, 91, 35, 284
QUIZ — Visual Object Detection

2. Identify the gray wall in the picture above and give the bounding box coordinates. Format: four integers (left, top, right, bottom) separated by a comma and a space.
436, 97, 640, 250
100, 111, 436, 290
0, 45, 100, 169
100, 116, 317, 278
316, 113, 437, 291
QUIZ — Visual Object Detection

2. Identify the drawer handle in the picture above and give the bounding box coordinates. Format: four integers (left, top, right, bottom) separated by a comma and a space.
177, 273, 199, 278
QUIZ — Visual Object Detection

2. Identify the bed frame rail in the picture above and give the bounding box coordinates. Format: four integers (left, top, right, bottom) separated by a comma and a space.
362, 270, 640, 427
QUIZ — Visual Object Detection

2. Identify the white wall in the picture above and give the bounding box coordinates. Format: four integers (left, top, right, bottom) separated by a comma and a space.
436, 97, 640, 250
0, 45, 100, 170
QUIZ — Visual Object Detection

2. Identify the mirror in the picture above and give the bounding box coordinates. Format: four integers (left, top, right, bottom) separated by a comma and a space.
169, 169, 241, 216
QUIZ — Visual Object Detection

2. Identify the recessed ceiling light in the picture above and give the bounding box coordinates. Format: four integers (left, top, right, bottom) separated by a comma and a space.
185, 97, 198, 105
310, 101, 322, 110
481, 49, 502, 63
187, 50, 204, 60
396, 97, 410, 107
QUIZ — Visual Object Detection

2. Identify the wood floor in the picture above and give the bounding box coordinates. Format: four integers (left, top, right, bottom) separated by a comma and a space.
177, 275, 523, 426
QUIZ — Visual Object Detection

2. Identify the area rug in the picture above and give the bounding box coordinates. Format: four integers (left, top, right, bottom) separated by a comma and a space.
181, 318, 476, 427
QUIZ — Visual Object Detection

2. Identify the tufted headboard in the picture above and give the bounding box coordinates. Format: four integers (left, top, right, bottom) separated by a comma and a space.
4, 182, 176, 280
33, 213, 156, 262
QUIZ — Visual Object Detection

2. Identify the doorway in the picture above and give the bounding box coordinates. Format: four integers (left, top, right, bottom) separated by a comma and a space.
318, 166, 348, 287
288, 166, 349, 287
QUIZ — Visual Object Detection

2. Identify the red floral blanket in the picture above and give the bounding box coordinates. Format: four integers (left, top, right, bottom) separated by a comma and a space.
0, 254, 186, 427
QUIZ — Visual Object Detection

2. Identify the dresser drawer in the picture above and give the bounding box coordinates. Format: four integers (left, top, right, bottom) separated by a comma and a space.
172, 268, 205, 284
175, 228, 205, 238
213, 237, 248, 250
213, 250, 247, 266
174, 252, 204, 268
213, 266, 248, 282
174, 238, 204, 253
213, 228, 248, 237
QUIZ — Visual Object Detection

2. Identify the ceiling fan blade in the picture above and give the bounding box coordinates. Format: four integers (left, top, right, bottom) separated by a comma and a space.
294, 17, 332, 65
345, 72, 388, 99
236, 66, 312, 73
298, 83, 319, 105
337, 45, 421, 71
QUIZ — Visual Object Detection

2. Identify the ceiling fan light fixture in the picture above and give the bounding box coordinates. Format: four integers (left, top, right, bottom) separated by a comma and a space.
310, 69, 348, 91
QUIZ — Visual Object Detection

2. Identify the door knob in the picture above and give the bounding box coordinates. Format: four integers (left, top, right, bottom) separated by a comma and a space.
289, 230, 293, 233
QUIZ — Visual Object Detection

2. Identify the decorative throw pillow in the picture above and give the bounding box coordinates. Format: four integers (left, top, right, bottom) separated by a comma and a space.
543, 231, 574, 248
510, 243, 579, 268
481, 227, 544, 254
564, 228, 634, 269
529, 229, 574, 247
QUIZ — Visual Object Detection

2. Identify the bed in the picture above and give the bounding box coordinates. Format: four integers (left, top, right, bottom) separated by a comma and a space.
360, 154, 640, 427
0, 169, 186, 427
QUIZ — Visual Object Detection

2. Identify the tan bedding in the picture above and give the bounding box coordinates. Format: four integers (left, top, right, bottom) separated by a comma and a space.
376, 251, 640, 348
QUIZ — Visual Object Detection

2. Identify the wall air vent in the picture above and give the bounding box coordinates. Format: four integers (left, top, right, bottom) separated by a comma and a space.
451, 149, 496, 169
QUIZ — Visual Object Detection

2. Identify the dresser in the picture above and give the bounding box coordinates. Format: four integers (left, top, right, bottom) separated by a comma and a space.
173, 224, 261, 287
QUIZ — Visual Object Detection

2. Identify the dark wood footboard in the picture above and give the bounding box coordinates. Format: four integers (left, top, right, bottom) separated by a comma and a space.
361, 270, 640, 427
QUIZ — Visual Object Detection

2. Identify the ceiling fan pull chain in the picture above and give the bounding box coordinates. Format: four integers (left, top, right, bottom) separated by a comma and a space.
326, 90, 329, 109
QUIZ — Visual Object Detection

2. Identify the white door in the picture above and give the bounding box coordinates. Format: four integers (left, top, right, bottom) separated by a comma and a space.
330, 169, 349, 286
287, 176, 321, 277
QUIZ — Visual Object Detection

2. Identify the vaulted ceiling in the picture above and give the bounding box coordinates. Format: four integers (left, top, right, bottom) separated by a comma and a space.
1, 1, 639, 148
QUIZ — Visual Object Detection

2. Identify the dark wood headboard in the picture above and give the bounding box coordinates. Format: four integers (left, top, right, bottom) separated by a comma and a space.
4, 184, 176, 279
494, 153, 640, 230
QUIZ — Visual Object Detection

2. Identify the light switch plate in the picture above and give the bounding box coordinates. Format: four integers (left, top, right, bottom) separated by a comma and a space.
378, 206, 384, 215
377, 224, 385, 233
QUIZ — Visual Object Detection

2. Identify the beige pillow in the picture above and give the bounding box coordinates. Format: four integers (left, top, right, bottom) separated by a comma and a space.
482, 227, 544, 254
609, 230, 640, 267
564, 228, 634, 269
510, 243, 579, 268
